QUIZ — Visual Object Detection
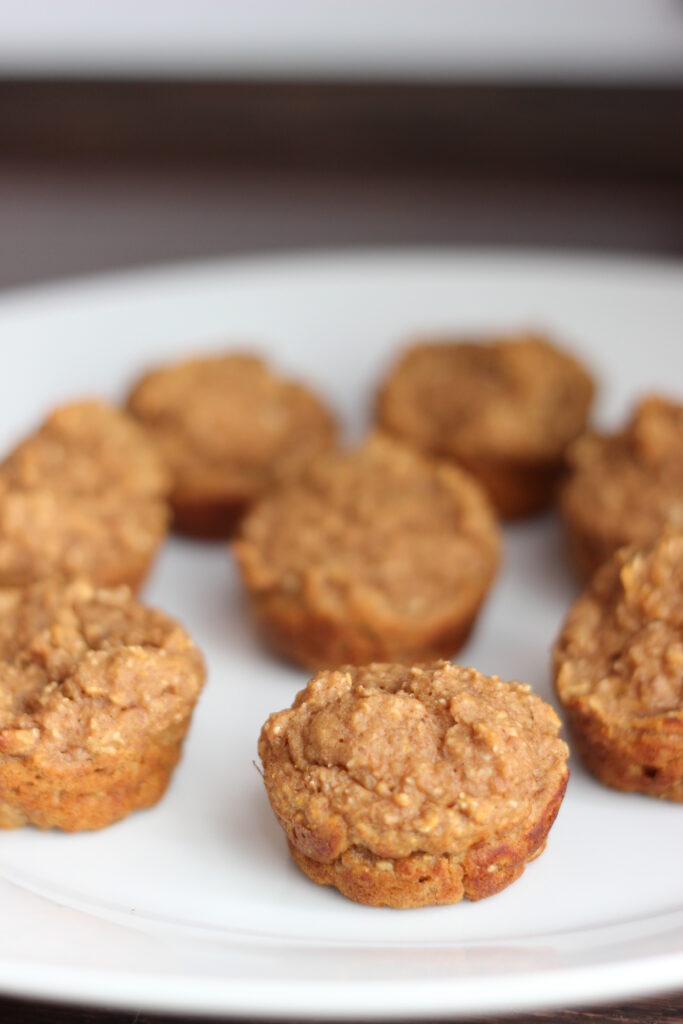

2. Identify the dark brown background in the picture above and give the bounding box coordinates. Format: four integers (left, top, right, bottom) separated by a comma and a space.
2, 80, 682, 292
0, 78, 681, 1023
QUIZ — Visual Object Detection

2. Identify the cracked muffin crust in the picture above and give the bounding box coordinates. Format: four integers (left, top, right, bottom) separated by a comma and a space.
0, 578, 206, 830
560, 396, 683, 580
376, 334, 594, 518
259, 660, 569, 908
554, 531, 683, 801
0, 401, 170, 591
127, 353, 337, 537
234, 435, 500, 668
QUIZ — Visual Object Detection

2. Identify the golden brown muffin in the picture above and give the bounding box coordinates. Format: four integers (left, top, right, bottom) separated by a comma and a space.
0, 401, 170, 591
376, 334, 594, 519
234, 435, 500, 669
0, 578, 206, 831
259, 661, 569, 908
127, 353, 336, 538
554, 531, 683, 801
560, 396, 683, 581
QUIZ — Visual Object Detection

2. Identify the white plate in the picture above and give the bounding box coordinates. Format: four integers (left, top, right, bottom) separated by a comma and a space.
0, 249, 681, 1019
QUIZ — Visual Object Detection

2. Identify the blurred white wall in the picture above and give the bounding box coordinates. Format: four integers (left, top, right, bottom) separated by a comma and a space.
0, 0, 682, 81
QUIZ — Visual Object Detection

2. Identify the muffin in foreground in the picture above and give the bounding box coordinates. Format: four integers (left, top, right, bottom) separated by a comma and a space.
0, 579, 206, 830
560, 396, 683, 581
234, 435, 500, 669
127, 352, 336, 537
554, 531, 683, 801
259, 661, 569, 908
0, 401, 170, 591
376, 333, 594, 519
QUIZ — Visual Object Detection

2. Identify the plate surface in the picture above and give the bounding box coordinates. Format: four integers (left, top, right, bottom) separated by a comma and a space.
0, 249, 681, 1018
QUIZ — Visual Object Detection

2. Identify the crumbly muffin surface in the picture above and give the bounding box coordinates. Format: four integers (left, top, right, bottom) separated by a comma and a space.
260, 661, 569, 862
554, 530, 683, 801
377, 334, 594, 462
0, 579, 205, 766
128, 354, 336, 505
0, 401, 170, 588
555, 531, 683, 722
236, 435, 500, 627
561, 397, 683, 559
2, 401, 169, 499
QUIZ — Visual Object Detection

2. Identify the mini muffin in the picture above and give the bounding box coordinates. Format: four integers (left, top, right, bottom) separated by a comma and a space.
560, 396, 683, 580
127, 353, 336, 537
259, 660, 569, 908
554, 530, 683, 801
376, 333, 594, 518
0, 578, 206, 830
234, 435, 500, 669
0, 401, 170, 591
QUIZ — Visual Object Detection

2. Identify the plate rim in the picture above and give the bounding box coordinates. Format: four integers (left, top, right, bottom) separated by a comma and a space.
1, 243, 682, 312
0, 949, 681, 1019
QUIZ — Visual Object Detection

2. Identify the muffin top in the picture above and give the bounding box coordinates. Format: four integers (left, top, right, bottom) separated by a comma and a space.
555, 530, 683, 724
127, 353, 336, 505
377, 334, 594, 463
0, 401, 170, 587
235, 434, 500, 627
0, 579, 205, 766
259, 660, 569, 861
561, 397, 683, 553
2, 400, 170, 499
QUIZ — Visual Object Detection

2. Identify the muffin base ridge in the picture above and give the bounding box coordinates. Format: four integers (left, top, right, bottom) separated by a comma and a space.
287, 774, 568, 908
455, 453, 561, 520
0, 718, 192, 831
565, 709, 683, 802
172, 494, 247, 540
246, 592, 482, 670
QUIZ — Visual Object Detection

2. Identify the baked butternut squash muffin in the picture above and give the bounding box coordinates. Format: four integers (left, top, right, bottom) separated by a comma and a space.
234, 435, 500, 668
0, 401, 170, 591
0, 578, 206, 830
259, 661, 569, 908
554, 530, 683, 801
127, 353, 336, 537
560, 396, 683, 580
376, 334, 594, 519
